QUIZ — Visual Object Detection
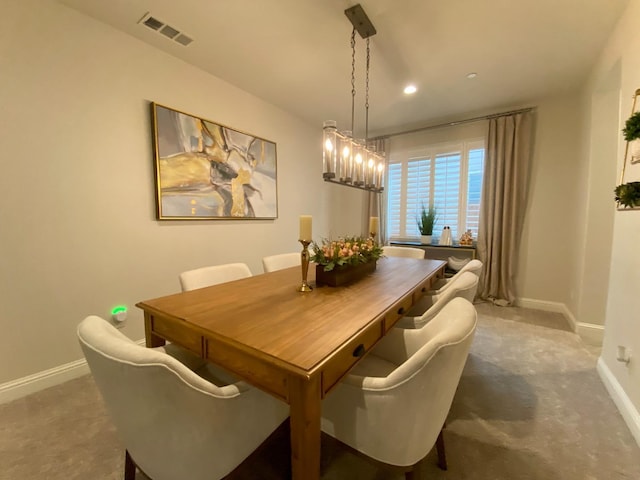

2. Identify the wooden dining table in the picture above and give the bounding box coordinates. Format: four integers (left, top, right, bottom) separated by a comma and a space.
136, 256, 445, 480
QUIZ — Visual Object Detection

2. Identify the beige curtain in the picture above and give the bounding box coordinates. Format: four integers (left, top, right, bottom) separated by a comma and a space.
363, 138, 387, 243
477, 111, 534, 305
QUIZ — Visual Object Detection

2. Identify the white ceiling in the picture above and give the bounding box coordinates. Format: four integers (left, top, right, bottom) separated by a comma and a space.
57, 0, 628, 136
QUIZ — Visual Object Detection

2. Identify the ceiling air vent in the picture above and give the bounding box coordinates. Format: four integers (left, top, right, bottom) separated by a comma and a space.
138, 13, 193, 47
142, 15, 163, 31
174, 33, 194, 47
159, 24, 180, 39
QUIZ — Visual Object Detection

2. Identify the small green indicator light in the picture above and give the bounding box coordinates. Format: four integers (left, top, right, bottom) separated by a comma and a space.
111, 306, 127, 315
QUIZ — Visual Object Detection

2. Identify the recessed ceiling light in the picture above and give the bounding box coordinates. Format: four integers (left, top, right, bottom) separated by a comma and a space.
403, 85, 417, 95
466, 72, 478, 79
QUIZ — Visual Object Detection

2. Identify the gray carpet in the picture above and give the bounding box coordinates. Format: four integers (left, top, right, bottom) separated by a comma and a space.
1, 302, 638, 479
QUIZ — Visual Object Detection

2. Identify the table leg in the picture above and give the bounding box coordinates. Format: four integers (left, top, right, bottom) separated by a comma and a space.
289, 375, 321, 480
143, 312, 165, 347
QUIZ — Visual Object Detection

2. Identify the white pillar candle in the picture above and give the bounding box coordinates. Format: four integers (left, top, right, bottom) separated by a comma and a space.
369, 216, 378, 234
299, 215, 312, 241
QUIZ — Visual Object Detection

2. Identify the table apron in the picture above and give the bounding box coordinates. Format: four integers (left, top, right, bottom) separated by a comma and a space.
204, 334, 292, 402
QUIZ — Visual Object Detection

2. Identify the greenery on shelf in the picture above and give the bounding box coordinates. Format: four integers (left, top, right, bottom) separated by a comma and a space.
311, 236, 383, 272
622, 111, 640, 142
614, 182, 640, 208
416, 204, 437, 235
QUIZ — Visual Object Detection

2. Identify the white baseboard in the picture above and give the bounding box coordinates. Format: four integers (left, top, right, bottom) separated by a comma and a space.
0, 359, 90, 405
516, 297, 576, 330
0, 338, 147, 405
576, 322, 605, 346
515, 297, 604, 344
597, 357, 640, 448
515, 297, 565, 311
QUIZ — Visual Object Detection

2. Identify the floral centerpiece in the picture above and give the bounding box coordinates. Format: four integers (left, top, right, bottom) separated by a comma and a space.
311, 236, 383, 286
311, 236, 383, 271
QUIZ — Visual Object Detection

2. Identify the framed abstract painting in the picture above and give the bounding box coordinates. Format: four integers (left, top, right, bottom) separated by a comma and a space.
150, 102, 278, 219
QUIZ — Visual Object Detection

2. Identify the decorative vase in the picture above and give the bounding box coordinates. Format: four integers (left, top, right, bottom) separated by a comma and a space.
315, 261, 377, 287
420, 235, 432, 245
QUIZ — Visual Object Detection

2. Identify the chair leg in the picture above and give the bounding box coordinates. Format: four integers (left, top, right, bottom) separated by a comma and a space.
436, 428, 448, 471
124, 450, 136, 480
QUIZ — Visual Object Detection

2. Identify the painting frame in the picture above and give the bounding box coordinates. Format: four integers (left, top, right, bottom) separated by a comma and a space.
150, 102, 278, 220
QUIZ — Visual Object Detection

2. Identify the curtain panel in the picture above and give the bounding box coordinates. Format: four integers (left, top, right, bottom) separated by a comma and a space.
477, 111, 534, 305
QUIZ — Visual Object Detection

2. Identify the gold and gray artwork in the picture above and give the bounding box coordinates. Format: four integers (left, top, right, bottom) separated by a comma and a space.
153, 104, 277, 219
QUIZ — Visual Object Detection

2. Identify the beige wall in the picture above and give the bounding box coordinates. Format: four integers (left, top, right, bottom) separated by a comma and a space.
576, 64, 620, 328
513, 94, 582, 305
584, 0, 640, 435
0, 0, 348, 384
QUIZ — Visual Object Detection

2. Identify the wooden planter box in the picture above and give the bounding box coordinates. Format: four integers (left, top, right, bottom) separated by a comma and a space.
315, 261, 377, 287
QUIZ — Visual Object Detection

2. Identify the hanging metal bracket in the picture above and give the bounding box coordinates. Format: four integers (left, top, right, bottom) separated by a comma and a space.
345, 4, 376, 39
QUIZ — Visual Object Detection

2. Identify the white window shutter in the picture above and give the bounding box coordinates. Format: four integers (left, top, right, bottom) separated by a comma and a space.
433, 153, 461, 239
386, 163, 403, 238
386, 139, 484, 243
405, 158, 431, 237
465, 148, 484, 239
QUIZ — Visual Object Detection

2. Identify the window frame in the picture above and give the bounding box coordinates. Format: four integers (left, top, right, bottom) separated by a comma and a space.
386, 138, 485, 243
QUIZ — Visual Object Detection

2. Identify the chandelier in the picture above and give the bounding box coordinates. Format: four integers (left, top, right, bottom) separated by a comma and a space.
323, 4, 384, 193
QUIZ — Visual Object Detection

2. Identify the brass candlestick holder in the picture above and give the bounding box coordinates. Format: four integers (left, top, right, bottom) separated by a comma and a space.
297, 239, 313, 292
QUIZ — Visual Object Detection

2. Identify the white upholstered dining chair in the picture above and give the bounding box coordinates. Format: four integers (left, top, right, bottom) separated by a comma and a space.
395, 271, 479, 329
382, 245, 426, 259
262, 252, 300, 272
77, 315, 289, 480
429, 259, 483, 295
179, 262, 252, 291
321, 297, 477, 478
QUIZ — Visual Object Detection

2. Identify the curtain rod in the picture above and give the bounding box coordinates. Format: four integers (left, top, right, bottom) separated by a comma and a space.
371, 106, 535, 141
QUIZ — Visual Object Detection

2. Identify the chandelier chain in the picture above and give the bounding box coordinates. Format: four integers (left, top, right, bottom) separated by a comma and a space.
365, 37, 370, 142
350, 28, 356, 136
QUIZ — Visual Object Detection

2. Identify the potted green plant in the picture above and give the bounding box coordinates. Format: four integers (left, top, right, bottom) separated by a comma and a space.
614, 181, 640, 208
623, 111, 640, 162
416, 204, 437, 244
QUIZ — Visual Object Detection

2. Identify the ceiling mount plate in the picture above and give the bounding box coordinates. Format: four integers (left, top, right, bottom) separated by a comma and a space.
345, 4, 376, 39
